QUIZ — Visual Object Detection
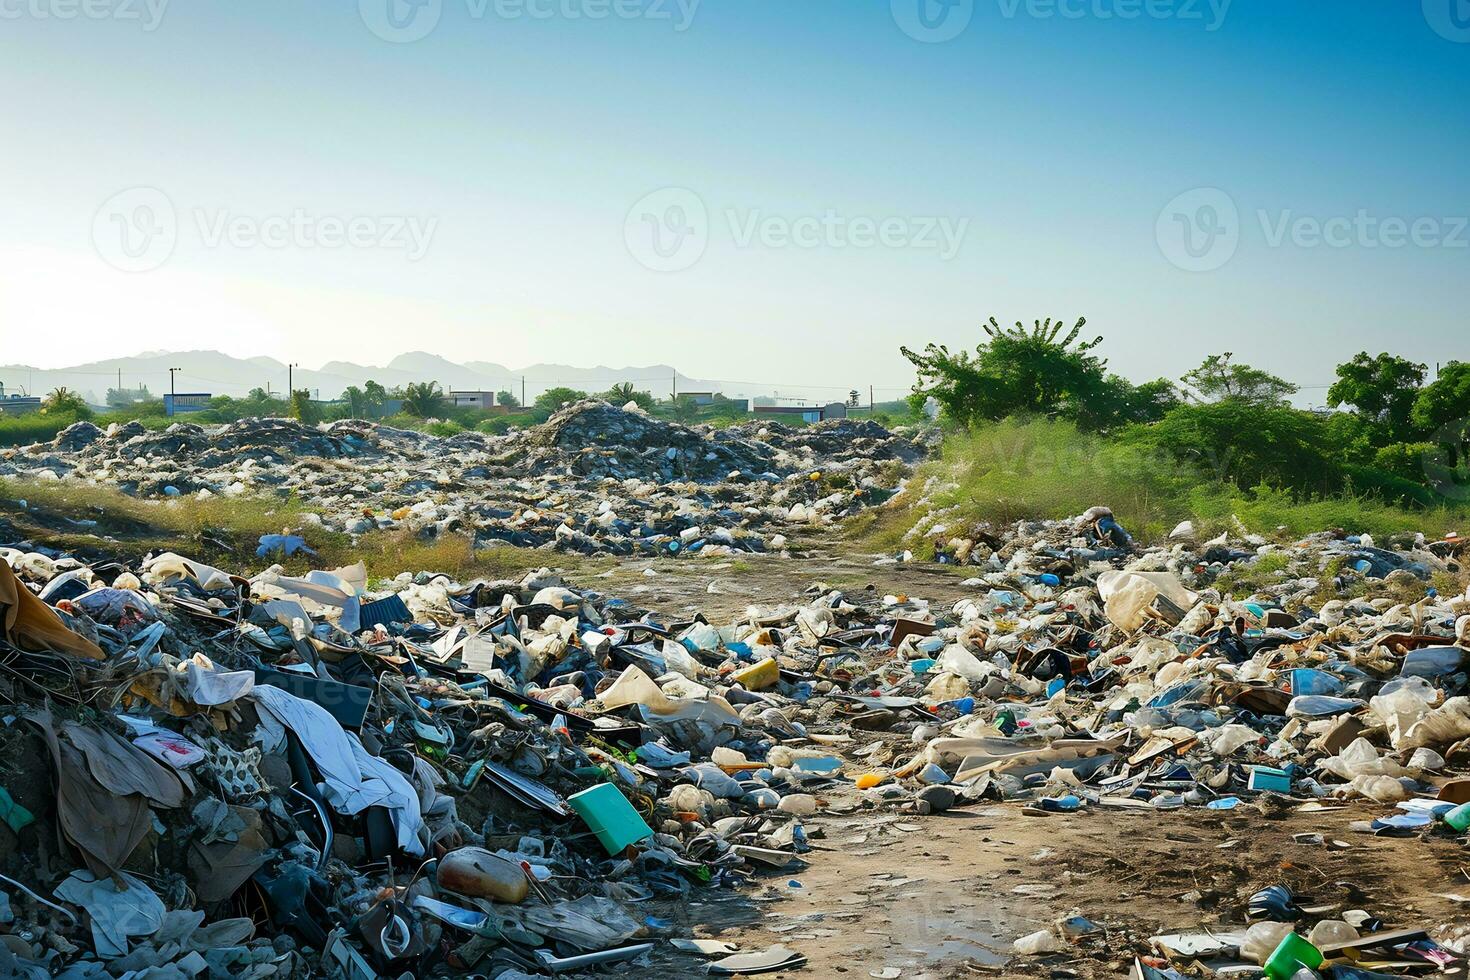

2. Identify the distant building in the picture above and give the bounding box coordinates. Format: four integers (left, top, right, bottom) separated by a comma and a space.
680, 391, 716, 406
0, 384, 42, 414
450, 390, 497, 410
164, 393, 211, 416
449, 390, 512, 415
752, 402, 847, 423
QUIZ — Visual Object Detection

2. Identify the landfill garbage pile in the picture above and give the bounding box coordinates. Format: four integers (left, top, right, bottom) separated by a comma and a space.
0, 402, 927, 558
0, 529, 868, 977
0, 499, 1466, 976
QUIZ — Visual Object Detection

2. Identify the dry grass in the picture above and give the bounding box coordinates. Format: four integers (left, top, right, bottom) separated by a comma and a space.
0, 477, 589, 582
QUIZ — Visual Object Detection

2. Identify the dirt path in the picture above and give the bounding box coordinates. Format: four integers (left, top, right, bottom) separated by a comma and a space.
651, 793, 1469, 977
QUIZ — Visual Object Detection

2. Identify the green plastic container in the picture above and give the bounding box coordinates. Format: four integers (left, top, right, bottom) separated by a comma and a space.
567, 783, 653, 856
1263, 932, 1323, 980
1447, 800, 1470, 833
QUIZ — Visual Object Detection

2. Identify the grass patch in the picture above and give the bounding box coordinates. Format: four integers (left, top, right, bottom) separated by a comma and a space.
856, 417, 1470, 552
0, 477, 588, 583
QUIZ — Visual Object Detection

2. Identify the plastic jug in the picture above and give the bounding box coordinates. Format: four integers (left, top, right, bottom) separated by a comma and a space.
1446, 800, 1470, 832
1263, 932, 1323, 980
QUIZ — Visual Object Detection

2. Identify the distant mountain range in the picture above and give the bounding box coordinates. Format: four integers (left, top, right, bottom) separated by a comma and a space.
0, 351, 719, 406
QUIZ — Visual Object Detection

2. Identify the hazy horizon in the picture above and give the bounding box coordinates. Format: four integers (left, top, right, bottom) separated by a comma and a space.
2, 1, 1467, 402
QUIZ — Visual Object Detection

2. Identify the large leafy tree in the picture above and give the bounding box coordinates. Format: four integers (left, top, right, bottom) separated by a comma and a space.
1411, 361, 1470, 433
1181, 353, 1298, 405
1327, 352, 1426, 442
363, 380, 388, 409
496, 389, 520, 409
1125, 401, 1342, 494
902, 316, 1173, 430
534, 387, 588, 411
903, 317, 1107, 424
342, 385, 369, 418
42, 387, 92, 419
401, 381, 447, 418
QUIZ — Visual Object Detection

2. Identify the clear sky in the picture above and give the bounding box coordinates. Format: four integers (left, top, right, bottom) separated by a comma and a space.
1, 0, 1466, 403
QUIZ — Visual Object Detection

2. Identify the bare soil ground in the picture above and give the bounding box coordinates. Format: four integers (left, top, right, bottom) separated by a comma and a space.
648, 796, 1469, 978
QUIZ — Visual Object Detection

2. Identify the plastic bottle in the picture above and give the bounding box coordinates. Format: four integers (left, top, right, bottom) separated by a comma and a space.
1446, 800, 1470, 832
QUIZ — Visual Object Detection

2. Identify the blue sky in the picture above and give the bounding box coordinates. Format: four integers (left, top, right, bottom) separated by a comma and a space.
1, 0, 1466, 402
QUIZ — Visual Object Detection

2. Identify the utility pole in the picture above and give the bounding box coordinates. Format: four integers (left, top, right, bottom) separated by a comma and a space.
870, 385, 874, 414
168, 367, 180, 417
117, 369, 122, 395
672, 374, 677, 400
288, 363, 298, 397
521, 375, 526, 407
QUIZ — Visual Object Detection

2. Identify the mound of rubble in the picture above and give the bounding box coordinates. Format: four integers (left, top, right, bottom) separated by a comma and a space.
0, 403, 929, 557
0, 501, 1466, 975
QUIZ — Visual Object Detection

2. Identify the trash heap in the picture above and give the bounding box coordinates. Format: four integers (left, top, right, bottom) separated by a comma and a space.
0, 499, 1466, 976
0, 530, 917, 978
0, 403, 927, 558
863, 507, 1470, 973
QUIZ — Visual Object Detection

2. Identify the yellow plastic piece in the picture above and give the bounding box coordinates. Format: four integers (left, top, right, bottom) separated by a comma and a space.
732, 657, 779, 691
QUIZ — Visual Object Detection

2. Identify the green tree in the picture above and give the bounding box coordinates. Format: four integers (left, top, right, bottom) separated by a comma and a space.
342, 385, 369, 418
1124, 401, 1341, 494
1411, 361, 1470, 433
1181, 353, 1298, 405
903, 316, 1137, 428
42, 387, 92, 419
289, 389, 322, 424
496, 389, 521, 409
401, 381, 447, 418
1327, 352, 1426, 443
534, 387, 588, 411
667, 394, 702, 422
603, 382, 655, 410
105, 385, 151, 408
363, 380, 388, 410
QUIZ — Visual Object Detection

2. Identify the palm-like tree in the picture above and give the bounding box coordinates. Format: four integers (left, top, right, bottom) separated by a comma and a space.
401, 381, 446, 418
